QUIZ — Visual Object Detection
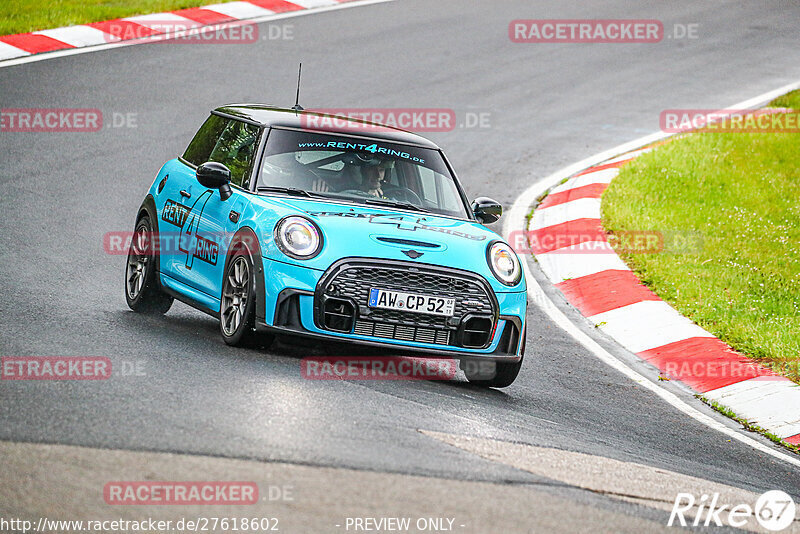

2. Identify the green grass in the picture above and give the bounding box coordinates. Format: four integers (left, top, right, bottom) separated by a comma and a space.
602, 93, 800, 382
767, 89, 800, 109
699, 396, 800, 454
0, 0, 237, 35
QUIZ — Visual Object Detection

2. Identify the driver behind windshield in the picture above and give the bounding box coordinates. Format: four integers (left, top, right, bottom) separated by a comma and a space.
359, 157, 394, 198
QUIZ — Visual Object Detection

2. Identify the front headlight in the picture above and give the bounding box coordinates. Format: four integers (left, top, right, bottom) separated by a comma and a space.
487, 241, 521, 286
274, 216, 322, 259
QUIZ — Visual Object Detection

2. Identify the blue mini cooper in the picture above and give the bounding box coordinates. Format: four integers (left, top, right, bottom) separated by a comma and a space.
125, 105, 527, 387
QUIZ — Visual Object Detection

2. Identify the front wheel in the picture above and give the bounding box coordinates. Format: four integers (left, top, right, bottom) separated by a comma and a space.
464, 327, 526, 388
125, 216, 173, 314
463, 357, 524, 388
220, 250, 271, 347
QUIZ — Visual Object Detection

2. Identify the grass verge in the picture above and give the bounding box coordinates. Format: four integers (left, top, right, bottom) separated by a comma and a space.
698, 396, 800, 454
602, 90, 800, 382
0, 0, 237, 36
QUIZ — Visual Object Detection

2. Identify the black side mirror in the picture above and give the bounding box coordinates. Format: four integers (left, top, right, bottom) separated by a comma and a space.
472, 197, 502, 224
197, 162, 232, 201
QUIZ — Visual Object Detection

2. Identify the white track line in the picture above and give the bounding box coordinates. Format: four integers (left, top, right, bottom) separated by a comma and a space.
602, 147, 653, 164
549, 167, 619, 194
505, 80, 800, 468
0, 0, 395, 69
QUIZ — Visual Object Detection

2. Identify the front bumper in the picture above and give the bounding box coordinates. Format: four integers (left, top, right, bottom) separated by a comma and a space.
257, 256, 527, 362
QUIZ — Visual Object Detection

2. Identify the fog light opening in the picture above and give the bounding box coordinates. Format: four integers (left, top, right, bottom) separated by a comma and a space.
322, 298, 356, 332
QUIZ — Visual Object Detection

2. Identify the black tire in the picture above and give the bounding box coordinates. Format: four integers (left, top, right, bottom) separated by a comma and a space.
464, 327, 526, 388
220, 249, 269, 347
125, 216, 173, 314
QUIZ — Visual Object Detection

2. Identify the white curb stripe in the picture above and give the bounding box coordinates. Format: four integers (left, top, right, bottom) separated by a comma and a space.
0, 0, 394, 69
549, 167, 620, 195
540, 134, 800, 447
518, 260, 800, 469
505, 80, 800, 467
0, 41, 29, 60
705, 379, 800, 438
34, 26, 116, 47
536, 242, 630, 282
123, 13, 203, 29
290, 0, 340, 7
202, 2, 276, 19
589, 301, 715, 354
530, 198, 601, 229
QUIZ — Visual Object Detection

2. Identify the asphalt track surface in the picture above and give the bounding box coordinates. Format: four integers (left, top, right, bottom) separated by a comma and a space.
1, 0, 800, 529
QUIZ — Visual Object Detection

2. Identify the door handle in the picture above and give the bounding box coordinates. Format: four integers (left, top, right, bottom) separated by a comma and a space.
180, 190, 191, 199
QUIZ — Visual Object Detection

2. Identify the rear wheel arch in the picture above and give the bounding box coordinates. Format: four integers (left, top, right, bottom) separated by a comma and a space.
136, 195, 162, 278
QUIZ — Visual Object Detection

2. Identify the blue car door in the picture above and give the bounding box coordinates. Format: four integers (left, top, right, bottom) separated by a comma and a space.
180, 188, 244, 303
172, 117, 261, 305
154, 159, 204, 290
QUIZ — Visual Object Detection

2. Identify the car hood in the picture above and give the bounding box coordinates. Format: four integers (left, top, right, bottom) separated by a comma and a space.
245, 196, 524, 292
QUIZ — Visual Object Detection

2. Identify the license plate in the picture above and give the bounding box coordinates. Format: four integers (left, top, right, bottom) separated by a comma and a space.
368, 288, 455, 317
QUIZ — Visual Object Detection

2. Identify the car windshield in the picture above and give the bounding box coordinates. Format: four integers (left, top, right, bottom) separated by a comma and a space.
257, 128, 470, 218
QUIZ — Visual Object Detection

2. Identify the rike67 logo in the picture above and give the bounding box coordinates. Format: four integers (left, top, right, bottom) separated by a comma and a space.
669, 490, 796, 531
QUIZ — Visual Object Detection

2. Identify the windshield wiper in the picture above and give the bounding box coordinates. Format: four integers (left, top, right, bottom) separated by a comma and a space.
364, 198, 430, 213
257, 186, 315, 198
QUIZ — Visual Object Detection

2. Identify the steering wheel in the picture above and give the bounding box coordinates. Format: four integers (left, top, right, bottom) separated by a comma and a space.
384, 186, 423, 205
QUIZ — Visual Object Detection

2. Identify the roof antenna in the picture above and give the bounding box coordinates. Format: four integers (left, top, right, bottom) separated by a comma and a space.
291, 63, 304, 112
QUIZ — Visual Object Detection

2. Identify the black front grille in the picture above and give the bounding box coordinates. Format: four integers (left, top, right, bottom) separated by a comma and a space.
354, 320, 451, 345
315, 260, 497, 347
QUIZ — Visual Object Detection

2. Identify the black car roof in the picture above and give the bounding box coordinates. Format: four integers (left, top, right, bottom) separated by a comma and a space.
214, 104, 441, 149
